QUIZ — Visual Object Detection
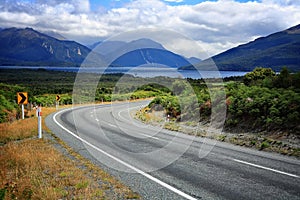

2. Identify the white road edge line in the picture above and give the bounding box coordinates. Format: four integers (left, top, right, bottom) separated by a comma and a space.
233, 158, 299, 178
53, 108, 197, 200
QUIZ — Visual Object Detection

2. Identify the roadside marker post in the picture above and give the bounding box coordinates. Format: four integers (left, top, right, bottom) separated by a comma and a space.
37, 106, 42, 139
21, 104, 24, 119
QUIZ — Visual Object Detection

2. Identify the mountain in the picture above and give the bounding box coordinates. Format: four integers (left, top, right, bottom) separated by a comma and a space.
0, 27, 198, 68
88, 41, 103, 50
182, 24, 300, 72
89, 41, 126, 55
91, 38, 192, 68
186, 57, 202, 65
0, 27, 91, 66
110, 48, 191, 68
42, 30, 67, 40
89, 38, 165, 54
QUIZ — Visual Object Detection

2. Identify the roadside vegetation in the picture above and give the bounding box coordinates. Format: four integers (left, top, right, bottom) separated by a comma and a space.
135, 67, 300, 156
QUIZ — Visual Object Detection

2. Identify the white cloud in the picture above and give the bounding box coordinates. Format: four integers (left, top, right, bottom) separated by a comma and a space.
163, 0, 184, 2
0, 0, 299, 58
262, 0, 300, 6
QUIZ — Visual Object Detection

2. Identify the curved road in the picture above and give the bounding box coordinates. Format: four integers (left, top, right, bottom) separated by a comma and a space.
46, 101, 300, 200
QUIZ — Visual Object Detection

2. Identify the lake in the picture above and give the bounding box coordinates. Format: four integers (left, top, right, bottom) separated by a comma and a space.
0, 66, 249, 79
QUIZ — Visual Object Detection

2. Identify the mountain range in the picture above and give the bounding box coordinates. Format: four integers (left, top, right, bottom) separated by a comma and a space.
0, 27, 91, 66
0, 28, 195, 68
182, 24, 300, 72
0, 24, 299, 72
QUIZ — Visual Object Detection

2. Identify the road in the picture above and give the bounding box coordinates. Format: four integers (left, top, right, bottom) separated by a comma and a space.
46, 101, 300, 200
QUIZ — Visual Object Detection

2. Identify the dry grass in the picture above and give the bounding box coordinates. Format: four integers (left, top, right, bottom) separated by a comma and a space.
0, 116, 36, 144
0, 107, 56, 144
0, 105, 140, 199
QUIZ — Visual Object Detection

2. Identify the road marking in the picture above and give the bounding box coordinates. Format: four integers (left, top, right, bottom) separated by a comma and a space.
233, 159, 299, 178
117, 105, 148, 127
53, 109, 197, 200
108, 123, 117, 128
116, 106, 161, 140
139, 132, 159, 140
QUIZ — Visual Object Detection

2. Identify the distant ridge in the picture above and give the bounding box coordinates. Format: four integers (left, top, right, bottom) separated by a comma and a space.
3, 25, 297, 71
0, 27, 91, 66
182, 24, 300, 72
0, 28, 199, 68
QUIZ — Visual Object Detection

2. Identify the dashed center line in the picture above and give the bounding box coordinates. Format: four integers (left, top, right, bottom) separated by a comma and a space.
233, 159, 299, 178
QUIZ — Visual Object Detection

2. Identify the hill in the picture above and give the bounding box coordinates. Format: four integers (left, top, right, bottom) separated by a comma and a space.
0, 27, 91, 66
182, 24, 300, 72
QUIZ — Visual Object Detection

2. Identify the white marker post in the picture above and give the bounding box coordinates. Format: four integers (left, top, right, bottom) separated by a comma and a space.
56, 95, 60, 110
56, 101, 59, 110
37, 106, 42, 139
21, 104, 25, 119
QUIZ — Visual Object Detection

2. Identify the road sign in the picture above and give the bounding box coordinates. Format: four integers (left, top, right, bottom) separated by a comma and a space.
17, 92, 28, 104
56, 95, 60, 101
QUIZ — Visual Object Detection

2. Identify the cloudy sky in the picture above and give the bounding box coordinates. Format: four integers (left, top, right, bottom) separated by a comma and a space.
0, 0, 299, 58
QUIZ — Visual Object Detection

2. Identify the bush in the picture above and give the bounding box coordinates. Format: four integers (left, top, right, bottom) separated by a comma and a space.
260, 141, 270, 150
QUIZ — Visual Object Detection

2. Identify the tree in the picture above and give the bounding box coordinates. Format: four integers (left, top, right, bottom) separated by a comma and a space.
243, 67, 275, 86
172, 80, 191, 95
274, 67, 292, 88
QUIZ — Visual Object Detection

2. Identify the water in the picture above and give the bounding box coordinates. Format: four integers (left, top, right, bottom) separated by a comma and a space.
0, 66, 249, 79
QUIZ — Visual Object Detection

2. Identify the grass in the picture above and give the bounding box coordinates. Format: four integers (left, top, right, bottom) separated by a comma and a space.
0, 106, 140, 200
0, 111, 38, 144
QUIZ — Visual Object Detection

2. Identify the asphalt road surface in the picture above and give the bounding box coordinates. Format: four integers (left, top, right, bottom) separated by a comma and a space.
46, 101, 300, 200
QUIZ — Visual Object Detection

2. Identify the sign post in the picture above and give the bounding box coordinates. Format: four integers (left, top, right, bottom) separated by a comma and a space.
56, 95, 60, 110
17, 92, 28, 119
21, 104, 25, 119
37, 106, 42, 139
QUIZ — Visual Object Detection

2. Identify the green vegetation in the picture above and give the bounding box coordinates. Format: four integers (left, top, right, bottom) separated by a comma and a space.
226, 82, 300, 131
142, 67, 300, 135
0, 83, 25, 123
0, 69, 175, 122
1, 67, 299, 135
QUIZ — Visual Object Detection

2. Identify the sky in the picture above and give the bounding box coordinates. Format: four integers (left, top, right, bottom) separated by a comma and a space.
0, 0, 299, 58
